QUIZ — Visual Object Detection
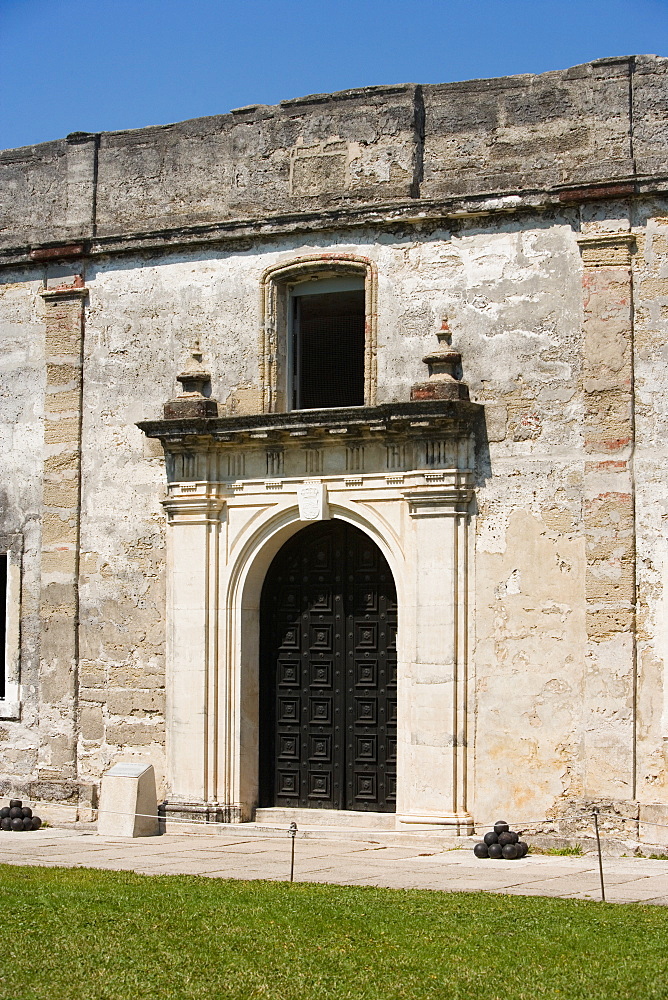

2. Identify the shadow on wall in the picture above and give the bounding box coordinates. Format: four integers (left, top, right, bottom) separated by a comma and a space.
474, 404, 493, 498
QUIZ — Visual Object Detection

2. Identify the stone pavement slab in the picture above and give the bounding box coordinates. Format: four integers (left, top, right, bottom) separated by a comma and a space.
2, 830, 668, 904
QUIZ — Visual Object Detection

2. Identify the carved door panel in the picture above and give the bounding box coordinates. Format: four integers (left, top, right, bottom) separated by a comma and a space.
259, 521, 397, 812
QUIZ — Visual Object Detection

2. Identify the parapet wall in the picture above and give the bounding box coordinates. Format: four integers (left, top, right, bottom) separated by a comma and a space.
1, 56, 667, 257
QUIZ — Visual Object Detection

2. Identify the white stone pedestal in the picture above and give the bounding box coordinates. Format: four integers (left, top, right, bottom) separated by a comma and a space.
98, 762, 159, 837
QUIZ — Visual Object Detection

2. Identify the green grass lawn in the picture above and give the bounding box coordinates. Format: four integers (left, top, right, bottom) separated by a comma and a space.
1, 865, 667, 1000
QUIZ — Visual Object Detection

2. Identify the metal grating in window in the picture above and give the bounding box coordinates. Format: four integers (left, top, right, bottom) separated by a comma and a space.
294, 289, 365, 409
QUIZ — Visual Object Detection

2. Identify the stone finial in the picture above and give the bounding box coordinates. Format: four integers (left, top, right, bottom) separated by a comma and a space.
164, 341, 219, 419
410, 319, 469, 402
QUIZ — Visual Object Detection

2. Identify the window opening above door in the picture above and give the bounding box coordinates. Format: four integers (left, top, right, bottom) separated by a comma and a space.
290, 276, 365, 410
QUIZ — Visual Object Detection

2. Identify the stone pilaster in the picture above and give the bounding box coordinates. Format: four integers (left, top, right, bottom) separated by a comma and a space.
161, 486, 226, 813
38, 281, 87, 783
577, 232, 637, 799
397, 482, 473, 832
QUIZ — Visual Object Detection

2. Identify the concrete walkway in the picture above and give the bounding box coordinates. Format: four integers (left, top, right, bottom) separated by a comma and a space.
3, 828, 668, 904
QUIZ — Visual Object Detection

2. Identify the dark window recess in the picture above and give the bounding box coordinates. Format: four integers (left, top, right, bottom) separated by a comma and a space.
0, 553, 6, 700
293, 290, 365, 409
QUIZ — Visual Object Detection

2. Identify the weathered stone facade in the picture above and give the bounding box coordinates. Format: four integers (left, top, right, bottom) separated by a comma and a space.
1, 56, 668, 840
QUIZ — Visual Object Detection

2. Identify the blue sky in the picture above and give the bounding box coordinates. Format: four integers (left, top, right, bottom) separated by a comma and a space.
1, 0, 667, 150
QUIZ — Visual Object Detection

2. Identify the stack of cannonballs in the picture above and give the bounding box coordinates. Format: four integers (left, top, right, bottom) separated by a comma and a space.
0, 800, 42, 832
474, 820, 528, 860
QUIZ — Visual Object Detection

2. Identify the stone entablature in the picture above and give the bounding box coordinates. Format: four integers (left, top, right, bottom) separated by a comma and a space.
139, 400, 481, 485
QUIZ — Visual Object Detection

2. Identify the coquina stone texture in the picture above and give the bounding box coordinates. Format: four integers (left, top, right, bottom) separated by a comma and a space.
1, 55, 668, 841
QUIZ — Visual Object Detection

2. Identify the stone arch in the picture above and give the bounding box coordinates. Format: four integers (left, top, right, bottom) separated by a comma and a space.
223, 500, 404, 817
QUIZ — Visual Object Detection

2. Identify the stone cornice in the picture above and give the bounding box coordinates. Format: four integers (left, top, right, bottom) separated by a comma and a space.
3, 179, 668, 270
138, 400, 483, 448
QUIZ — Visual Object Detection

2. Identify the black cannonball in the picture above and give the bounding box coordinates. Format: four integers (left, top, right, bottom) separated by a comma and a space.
517, 841, 529, 857
11, 817, 23, 831
22, 817, 32, 831
483, 831, 498, 846
21, 806, 32, 819
473, 842, 489, 858
502, 843, 519, 860
0, 817, 11, 831
488, 843, 503, 859
31, 816, 42, 830
498, 831, 514, 846
507, 830, 519, 844
9, 806, 22, 819
0, 807, 9, 819
494, 820, 510, 835
9, 799, 22, 809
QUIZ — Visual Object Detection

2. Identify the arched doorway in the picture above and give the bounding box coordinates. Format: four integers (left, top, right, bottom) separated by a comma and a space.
259, 520, 397, 812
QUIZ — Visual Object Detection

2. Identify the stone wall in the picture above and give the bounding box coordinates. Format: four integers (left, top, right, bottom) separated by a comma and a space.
1, 58, 668, 836
0, 269, 44, 793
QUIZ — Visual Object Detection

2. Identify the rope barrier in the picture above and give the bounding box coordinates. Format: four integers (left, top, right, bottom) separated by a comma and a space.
7, 797, 668, 835
24, 803, 307, 830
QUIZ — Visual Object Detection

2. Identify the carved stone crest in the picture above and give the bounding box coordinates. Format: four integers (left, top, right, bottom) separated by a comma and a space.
297, 481, 329, 521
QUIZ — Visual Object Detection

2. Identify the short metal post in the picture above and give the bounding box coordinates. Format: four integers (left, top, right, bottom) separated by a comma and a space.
593, 808, 605, 902
289, 821, 297, 882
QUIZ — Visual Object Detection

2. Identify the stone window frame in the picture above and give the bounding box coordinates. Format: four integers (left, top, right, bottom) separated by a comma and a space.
0, 534, 23, 720
259, 254, 378, 413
